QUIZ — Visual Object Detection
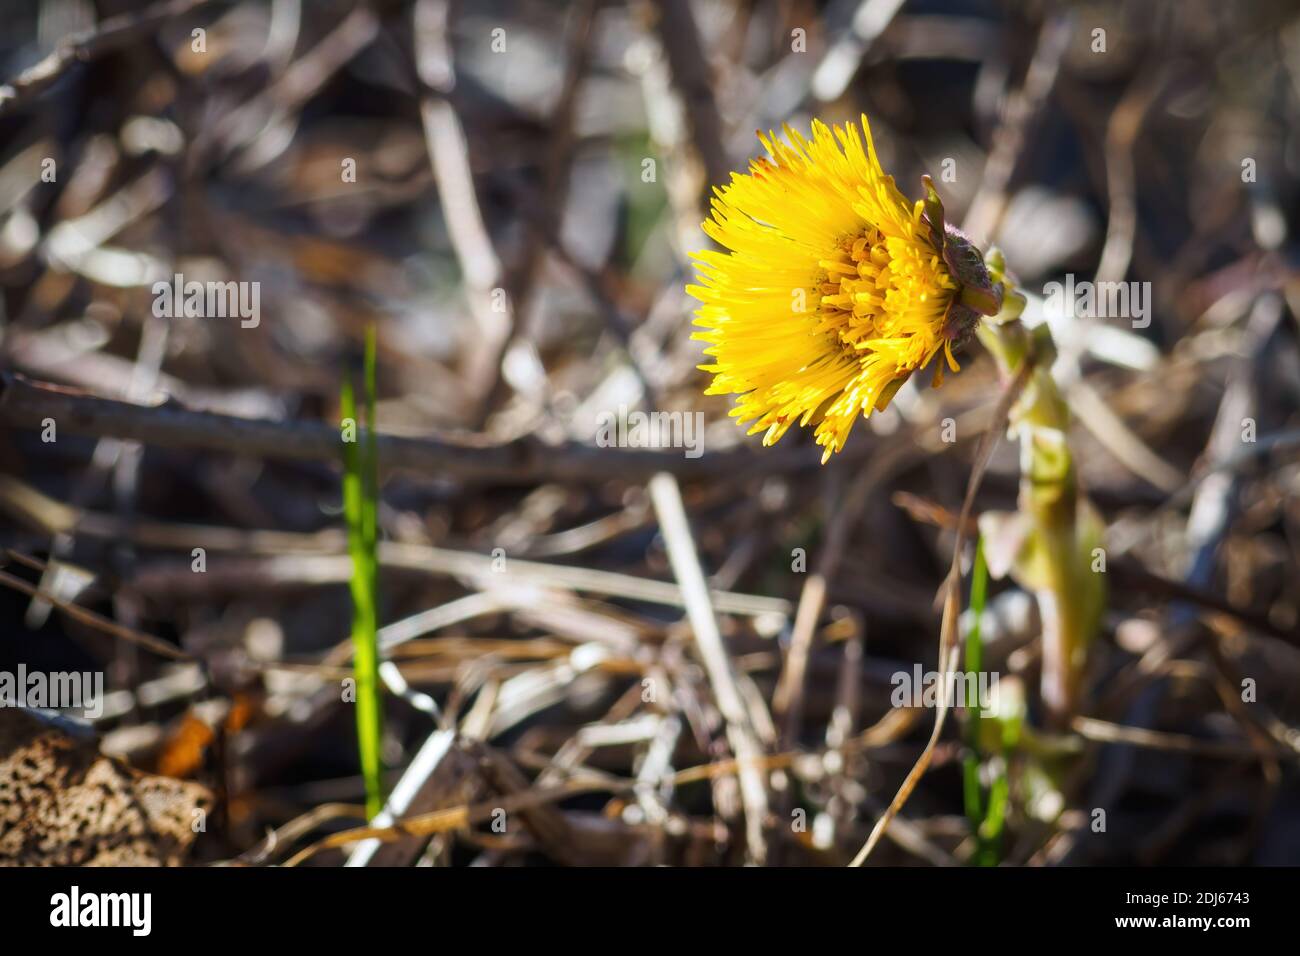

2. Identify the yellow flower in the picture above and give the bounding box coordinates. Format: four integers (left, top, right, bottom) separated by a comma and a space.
688, 115, 999, 461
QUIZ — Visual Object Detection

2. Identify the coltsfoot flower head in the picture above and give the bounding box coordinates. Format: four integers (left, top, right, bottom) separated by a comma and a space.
688, 115, 1001, 461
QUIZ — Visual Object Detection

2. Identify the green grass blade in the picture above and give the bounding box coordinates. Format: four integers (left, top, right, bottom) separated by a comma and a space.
962, 537, 988, 819
978, 763, 1010, 865
342, 338, 384, 820
962, 536, 996, 863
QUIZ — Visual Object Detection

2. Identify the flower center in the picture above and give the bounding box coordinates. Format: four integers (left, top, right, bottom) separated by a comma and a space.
814, 231, 887, 347
812, 227, 956, 370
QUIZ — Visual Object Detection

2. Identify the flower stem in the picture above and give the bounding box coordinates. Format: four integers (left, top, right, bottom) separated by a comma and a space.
976, 258, 1104, 728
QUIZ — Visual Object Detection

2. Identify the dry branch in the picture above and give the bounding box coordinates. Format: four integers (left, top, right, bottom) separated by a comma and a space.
0, 0, 219, 118
0, 372, 825, 483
